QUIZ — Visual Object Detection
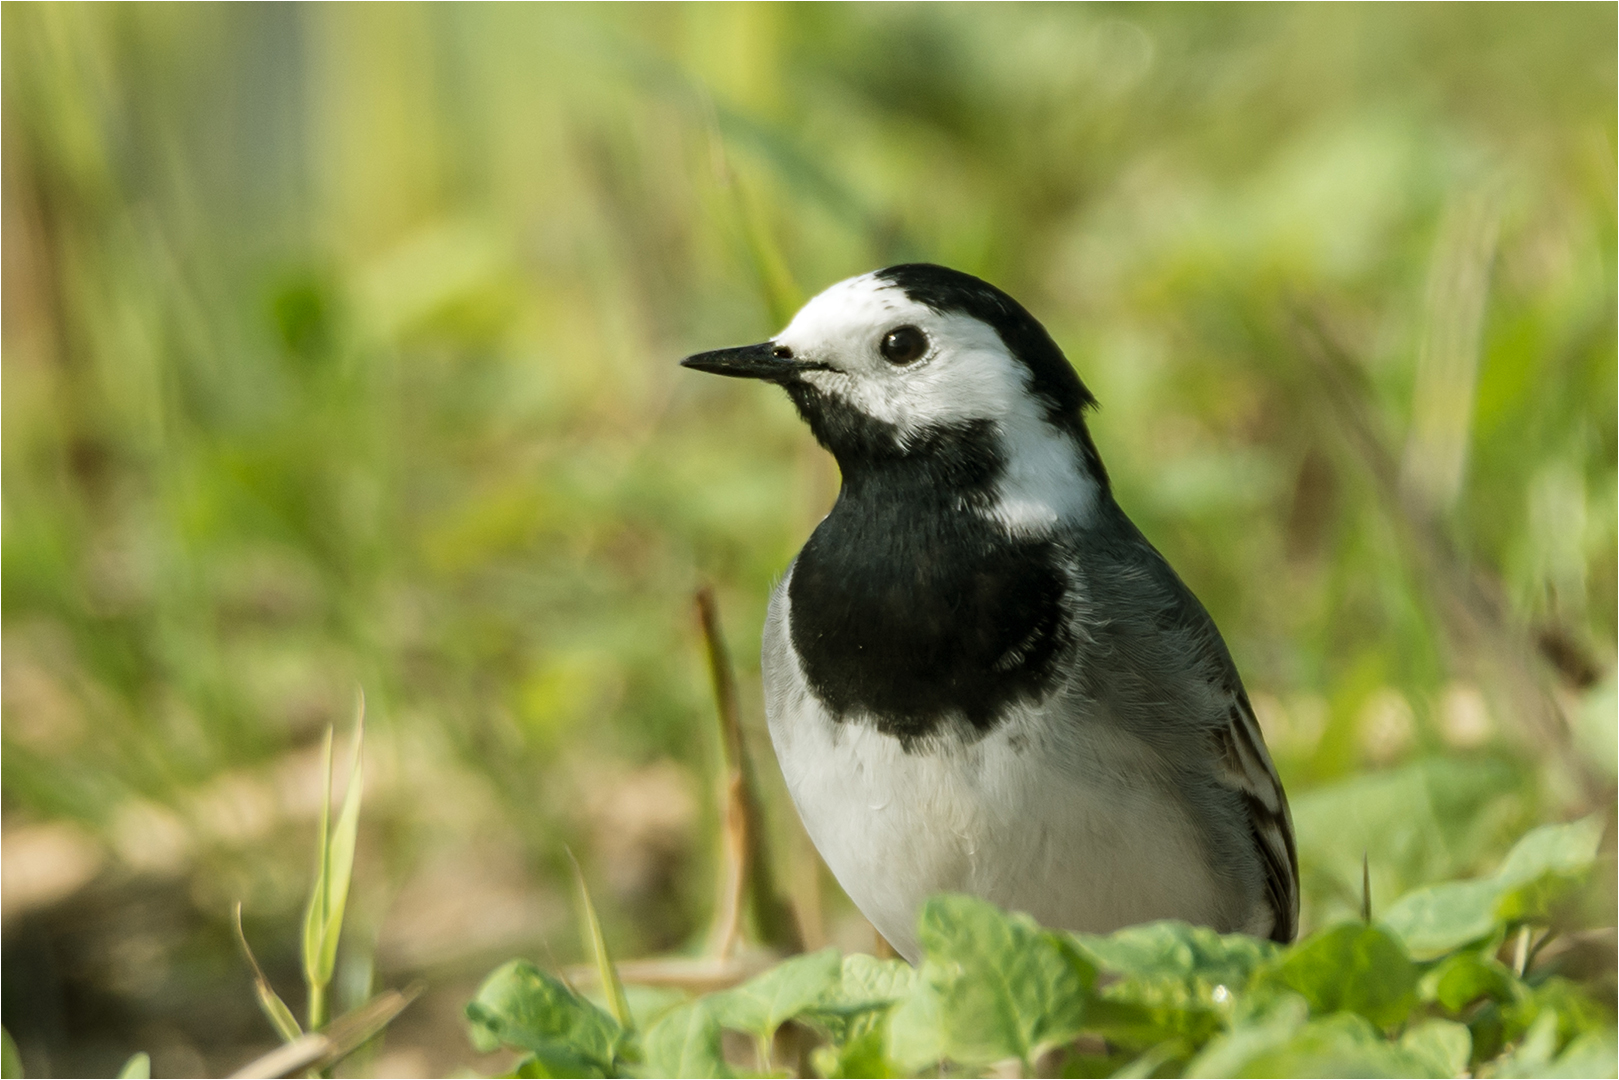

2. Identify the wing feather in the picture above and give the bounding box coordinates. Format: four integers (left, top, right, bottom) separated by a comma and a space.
1211, 693, 1299, 942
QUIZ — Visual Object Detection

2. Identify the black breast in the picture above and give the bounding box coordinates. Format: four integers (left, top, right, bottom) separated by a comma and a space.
786, 425, 1071, 743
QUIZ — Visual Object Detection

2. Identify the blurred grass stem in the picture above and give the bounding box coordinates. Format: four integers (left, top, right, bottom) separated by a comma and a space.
696, 586, 798, 957
301, 693, 366, 1031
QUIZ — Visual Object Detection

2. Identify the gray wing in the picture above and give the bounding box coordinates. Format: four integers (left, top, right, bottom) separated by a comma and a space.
1073, 506, 1300, 942
1212, 687, 1299, 942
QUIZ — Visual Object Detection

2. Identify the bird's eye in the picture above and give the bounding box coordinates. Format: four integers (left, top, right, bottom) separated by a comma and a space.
880, 325, 928, 365
772, 344, 794, 359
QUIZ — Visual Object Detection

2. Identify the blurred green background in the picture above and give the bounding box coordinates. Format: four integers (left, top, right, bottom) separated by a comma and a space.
2, 3, 1614, 1076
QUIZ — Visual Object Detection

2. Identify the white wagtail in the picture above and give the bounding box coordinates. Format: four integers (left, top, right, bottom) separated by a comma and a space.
682, 264, 1297, 961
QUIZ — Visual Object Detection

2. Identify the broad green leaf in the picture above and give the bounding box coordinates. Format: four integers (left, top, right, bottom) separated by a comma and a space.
1290, 758, 1520, 923
507, 1047, 608, 1078
588, 985, 685, 1034
1399, 1018, 1470, 1078
1493, 817, 1603, 921
707, 946, 840, 1041
1073, 921, 1277, 988
799, 953, 914, 1051
1542, 1028, 1619, 1079
115, 1053, 150, 1080
1494, 817, 1604, 889
885, 894, 1095, 1070
1073, 921, 1278, 1046
1502, 975, 1610, 1049
1492, 1009, 1562, 1079
1257, 922, 1417, 1027
641, 1002, 731, 1079
1112, 1038, 1193, 1079
1185, 993, 1309, 1078
810, 1023, 902, 1079
823, 953, 916, 1013
1384, 817, 1604, 958
1418, 949, 1517, 1012
1221, 1012, 1432, 1078
465, 960, 624, 1075
1380, 879, 1501, 960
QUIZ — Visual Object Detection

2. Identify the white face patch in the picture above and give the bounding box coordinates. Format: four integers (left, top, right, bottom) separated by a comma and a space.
774, 272, 1098, 534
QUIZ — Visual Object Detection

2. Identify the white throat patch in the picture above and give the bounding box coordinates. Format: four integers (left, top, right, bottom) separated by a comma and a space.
773, 272, 1098, 535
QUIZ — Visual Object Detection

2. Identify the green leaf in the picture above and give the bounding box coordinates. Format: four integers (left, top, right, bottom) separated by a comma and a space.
1542, 1028, 1619, 1079
1185, 993, 1309, 1078
250, 970, 305, 1045
1502, 976, 1610, 1050
1290, 758, 1519, 923
465, 960, 624, 1075
885, 894, 1095, 1071
316, 705, 366, 988
797, 954, 914, 1057
1493, 1009, 1562, 1078
0, 1027, 20, 1080
1074, 921, 1278, 988
506, 1048, 609, 1078
708, 946, 840, 1042
568, 849, 634, 1034
1380, 879, 1501, 960
1399, 1018, 1471, 1078
302, 726, 335, 999
233, 902, 304, 1043
1073, 921, 1278, 1047
115, 1053, 151, 1080
811, 1022, 901, 1079
1112, 1038, 1193, 1078
1383, 817, 1603, 959
1257, 922, 1417, 1027
641, 1002, 731, 1079
822, 953, 916, 1014
1222, 1012, 1432, 1078
1419, 949, 1518, 1012
1493, 817, 1603, 922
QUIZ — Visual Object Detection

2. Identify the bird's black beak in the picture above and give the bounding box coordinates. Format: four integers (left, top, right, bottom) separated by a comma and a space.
680, 341, 821, 382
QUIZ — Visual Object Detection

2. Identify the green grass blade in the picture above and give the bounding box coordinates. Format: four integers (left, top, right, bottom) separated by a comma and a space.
733, 178, 801, 330
317, 694, 366, 988
303, 725, 335, 1024
234, 902, 304, 1044
566, 846, 633, 1033
115, 1052, 150, 1079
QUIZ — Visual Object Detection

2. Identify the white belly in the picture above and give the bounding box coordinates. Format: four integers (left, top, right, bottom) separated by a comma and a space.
761, 571, 1233, 962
